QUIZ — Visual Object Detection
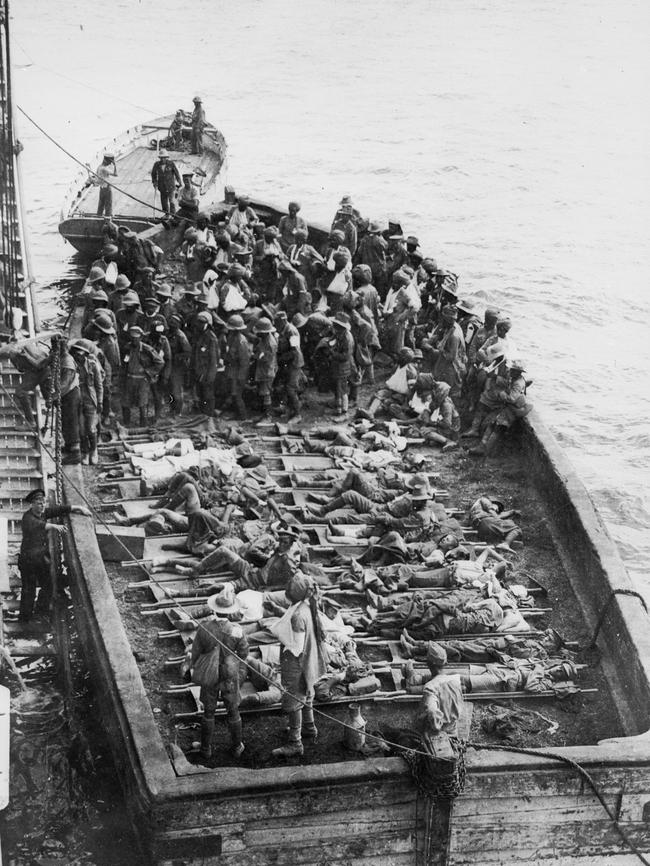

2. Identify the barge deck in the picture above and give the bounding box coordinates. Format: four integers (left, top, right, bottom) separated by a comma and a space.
61, 274, 650, 864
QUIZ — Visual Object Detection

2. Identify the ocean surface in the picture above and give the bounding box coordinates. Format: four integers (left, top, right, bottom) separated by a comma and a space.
10, 0, 650, 591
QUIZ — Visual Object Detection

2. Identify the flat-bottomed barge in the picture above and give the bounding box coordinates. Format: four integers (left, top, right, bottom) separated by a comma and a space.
57, 215, 650, 866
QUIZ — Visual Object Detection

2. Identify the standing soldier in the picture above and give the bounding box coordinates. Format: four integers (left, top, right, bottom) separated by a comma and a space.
224, 315, 251, 420
141, 296, 166, 336
154, 283, 178, 324
166, 315, 191, 416
69, 339, 104, 465
192, 311, 219, 416
84, 311, 120, 425
331, 312, 355, 418
191, 96, 206, 155
355, 220, 387, 294
252, 317, 278, 423
145, 322, 172, 423
121, 325, 164, 427
151, 150, 182, 215
190, 592, 248, 763
274, 311, 304, 422
115, 291, 145, 353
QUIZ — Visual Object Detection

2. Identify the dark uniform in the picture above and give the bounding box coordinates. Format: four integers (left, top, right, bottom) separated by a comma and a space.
18, 497, 72, 621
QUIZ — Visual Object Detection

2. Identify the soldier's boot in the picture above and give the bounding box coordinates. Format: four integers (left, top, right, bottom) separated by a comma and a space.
272, 710, 303, 758
482, 427, 502, 456
228, 720, 245, 758
199, 717, 215, 762
301, 703, 318, 741
88, 433, 99, 465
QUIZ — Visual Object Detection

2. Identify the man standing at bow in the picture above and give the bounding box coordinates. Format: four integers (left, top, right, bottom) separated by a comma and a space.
191, 96, 207, 155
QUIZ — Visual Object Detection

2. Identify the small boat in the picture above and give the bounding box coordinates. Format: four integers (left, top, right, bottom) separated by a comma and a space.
58, 113, 227, 257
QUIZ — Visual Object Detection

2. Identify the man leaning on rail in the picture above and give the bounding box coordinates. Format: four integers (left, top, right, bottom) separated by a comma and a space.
15, 488, 90, 623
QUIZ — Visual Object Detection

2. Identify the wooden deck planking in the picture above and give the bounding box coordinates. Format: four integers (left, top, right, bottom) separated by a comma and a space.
76, 144, 223, 220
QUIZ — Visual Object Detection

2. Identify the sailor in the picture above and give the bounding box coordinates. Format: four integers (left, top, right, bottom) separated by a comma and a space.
120, 324, 164, 427
151, 149, 182, 215
18, 489, 90, 622
190, 95, 206, 155
278, 201, 308, 251
190, 590, 248, 762
270, 572, 327, 758
92, 152, 117, 217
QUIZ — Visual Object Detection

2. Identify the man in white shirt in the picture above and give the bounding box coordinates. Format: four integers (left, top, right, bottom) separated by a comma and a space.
94, 152, 117, 216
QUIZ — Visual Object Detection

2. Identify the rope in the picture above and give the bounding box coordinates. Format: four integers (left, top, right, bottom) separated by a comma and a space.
16, 105, 171, 217
466, 741, 650, 866
15, 55, 163, 117
588, 588, 648, 651
16, 104, 221, 226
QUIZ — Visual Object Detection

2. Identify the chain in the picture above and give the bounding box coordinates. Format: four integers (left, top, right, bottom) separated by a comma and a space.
402, 734, 467, 801
49, 334, 63, 503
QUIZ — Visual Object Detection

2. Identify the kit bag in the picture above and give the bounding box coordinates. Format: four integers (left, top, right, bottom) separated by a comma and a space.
385, 365, 410, 395
191, 646, 221, 687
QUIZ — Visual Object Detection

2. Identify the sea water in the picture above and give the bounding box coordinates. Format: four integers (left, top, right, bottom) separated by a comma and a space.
10, 0, 650, 593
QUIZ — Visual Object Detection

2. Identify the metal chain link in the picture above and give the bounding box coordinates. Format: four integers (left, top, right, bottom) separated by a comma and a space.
49, 335, 63, 503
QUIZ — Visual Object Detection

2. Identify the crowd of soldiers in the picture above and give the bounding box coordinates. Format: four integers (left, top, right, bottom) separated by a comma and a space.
15, 192, 548, 763
72, 191, 532, 466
